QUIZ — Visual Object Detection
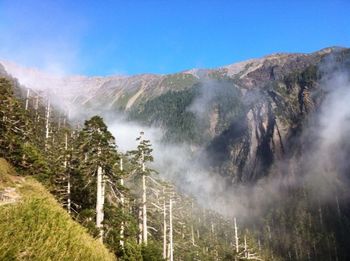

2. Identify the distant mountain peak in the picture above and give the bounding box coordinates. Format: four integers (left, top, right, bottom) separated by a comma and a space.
0, 46, 348, 114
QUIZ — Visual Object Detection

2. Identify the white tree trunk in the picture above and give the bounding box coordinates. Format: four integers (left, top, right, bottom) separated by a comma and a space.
45, 99, 50, 150
191, 225, 195, 246
142, 173, 148, 244
21, 88, 31, 165
25, 89, 30, 111
138, 207, 143, 244
34, 96, 39, 122
45, 99, 50, 139
234, 217, 239, 253
244, 234, 247, 258
120, 158, 125, 248
169, 198, 174, 261
67, 172, 71, 214
64, 132, 71, 214
191, 201, 195, 246
167, 243, 171, 260
163, 196, 167, 259
102, 174, 106, 210
140, 145, 148, 245
96, 166, 104, 242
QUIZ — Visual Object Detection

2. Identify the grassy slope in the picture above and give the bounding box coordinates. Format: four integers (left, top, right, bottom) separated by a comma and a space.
0, 158, 115, 261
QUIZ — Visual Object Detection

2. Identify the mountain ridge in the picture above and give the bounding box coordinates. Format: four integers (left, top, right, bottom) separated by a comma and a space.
2, 47, 347, 119
1, 46, 345, 91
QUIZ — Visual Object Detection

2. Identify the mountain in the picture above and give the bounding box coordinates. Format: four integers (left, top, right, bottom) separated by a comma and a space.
2, 46, 350, 260
2, 47, 348, 182
2, 47, 343, 114
0, 75, 269, 260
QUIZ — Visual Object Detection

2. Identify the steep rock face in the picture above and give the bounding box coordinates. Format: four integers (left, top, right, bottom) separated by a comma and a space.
212, 93, 289, 182
206, 92, 285, 182
206, 47, 349, 182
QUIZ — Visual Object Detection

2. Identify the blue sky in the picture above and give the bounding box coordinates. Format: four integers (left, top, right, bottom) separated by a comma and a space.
0, 0, 349, 76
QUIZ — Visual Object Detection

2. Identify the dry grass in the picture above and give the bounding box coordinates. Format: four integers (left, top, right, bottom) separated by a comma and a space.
0, 158, 116, 260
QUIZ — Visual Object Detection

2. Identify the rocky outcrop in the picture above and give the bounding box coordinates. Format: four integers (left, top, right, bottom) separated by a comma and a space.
206, 47, 349, 183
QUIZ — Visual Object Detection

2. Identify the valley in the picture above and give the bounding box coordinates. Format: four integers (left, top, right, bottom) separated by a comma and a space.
1, 47, 350, 260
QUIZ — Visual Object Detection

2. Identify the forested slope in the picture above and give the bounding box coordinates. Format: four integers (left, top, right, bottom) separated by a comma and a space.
0, 71, 267, 259
2, 47, 350, 260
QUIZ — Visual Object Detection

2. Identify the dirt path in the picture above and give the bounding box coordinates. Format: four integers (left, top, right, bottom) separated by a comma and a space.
0, 187, 21, 205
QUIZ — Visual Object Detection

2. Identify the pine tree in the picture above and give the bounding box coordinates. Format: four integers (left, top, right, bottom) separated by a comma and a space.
128, 132, 155, 245
0, 78, 31, 167
74, 115, 119, 241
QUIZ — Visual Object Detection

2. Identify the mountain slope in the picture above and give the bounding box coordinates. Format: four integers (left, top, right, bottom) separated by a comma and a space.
0, 158, 116, 260
126, 47, 350, 182
2, 47, 349, 182
2, 47, 350, 260
0, 48, 335, 112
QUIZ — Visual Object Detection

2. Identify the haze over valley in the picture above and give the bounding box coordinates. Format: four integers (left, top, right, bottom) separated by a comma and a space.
1, 1, 350, 260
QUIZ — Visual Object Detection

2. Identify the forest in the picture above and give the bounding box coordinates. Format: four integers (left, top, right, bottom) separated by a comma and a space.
0, 76, 267, 260
1, 49, 350, 261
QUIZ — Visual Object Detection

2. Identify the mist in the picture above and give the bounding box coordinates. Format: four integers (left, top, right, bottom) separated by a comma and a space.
2, 56, 350, 225
302, 65, 350, 202
156, 60, 350, 221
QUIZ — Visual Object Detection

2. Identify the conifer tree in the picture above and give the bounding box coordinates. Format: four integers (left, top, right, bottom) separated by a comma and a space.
0, 78, 30, 166
75, 115, 119, 241
128, 132, 155, 245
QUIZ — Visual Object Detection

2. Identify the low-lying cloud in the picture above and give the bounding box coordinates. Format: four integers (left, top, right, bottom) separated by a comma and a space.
3, 55, 350, 224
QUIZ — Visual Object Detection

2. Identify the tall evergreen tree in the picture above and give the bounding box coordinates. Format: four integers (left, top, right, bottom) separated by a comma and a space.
0, 78, 37, 170
74, 115, 119, 241
128, 132, 155, 245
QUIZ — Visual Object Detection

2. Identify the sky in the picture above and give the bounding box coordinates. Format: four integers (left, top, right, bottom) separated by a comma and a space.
0, 0, 349, 76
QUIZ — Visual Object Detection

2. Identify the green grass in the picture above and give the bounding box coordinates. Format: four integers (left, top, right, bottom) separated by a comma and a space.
0, 158, 16, 189
0, 158, 116, 261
